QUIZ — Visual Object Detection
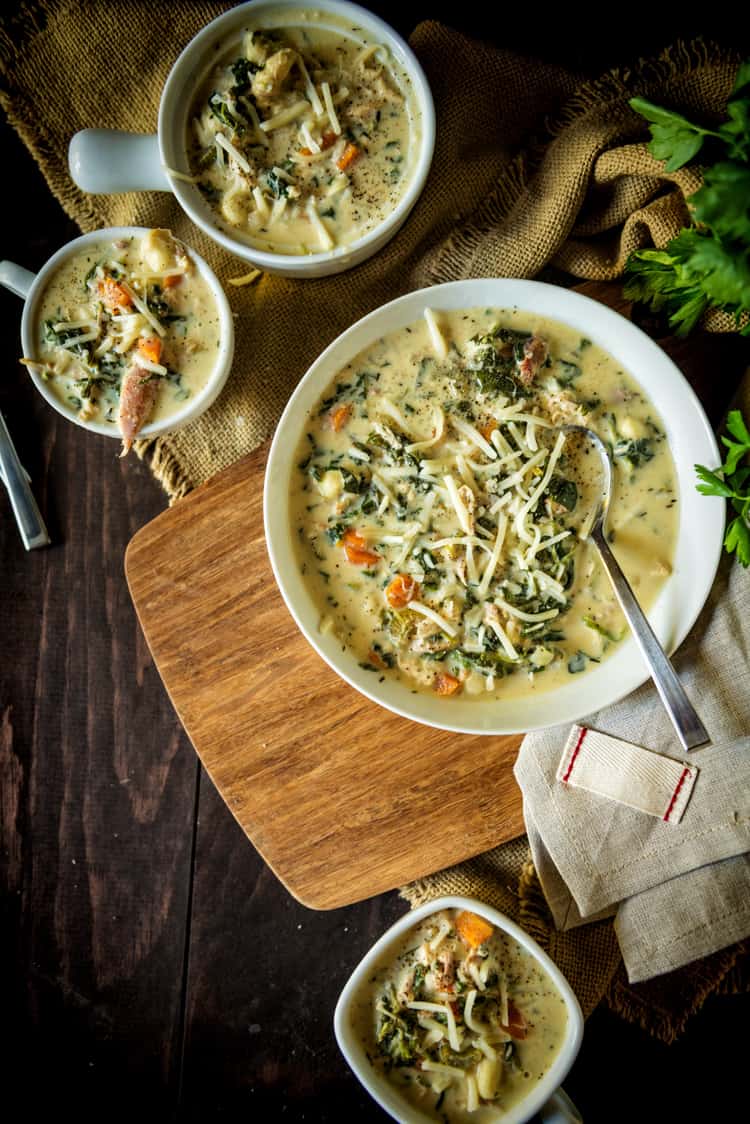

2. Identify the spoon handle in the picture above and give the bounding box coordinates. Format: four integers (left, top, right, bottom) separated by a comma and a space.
591, 523, 709, 752
0, 410, 51, 551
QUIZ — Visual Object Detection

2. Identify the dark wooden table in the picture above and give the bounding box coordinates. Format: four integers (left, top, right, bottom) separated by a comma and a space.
2, 7, 748, 1120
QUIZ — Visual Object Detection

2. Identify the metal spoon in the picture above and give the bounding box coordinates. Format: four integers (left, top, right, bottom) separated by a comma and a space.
562, 425, 709, 752
0, 408, 50, 551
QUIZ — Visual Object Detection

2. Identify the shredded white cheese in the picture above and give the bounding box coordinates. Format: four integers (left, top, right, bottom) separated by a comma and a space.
298, 56, 324, 117
424, 307, 448, 359
215, 132, 251, 173
259, 99, 310, 132
305, 198, 334, 251
320, 81, 341, 135
443, 474, 473, 535
408, 1002, 461, 1052
409, 600, 458, 639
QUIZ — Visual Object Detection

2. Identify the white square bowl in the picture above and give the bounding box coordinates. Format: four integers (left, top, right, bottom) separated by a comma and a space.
334, 895, 584, 1123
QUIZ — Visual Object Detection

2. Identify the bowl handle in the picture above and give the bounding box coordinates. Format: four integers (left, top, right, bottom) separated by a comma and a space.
68, 129, 171, 194
538, 1086, 583, 1123
0, 261, 36, 299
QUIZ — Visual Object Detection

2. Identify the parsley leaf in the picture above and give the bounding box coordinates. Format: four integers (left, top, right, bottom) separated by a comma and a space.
628, 96, 719, 171
625, 62, 750, 337
695, 409, 750, 566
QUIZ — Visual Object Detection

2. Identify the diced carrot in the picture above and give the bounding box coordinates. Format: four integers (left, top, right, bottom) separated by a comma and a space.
330, 403, 352, 432
163, 273, 183, 288
98, 277, 132, 312
341, 528, 380, 566
502, 999, 528, 1040
368, 649, 385, 669
455, 909, 494, 948
385, 573, 419, 609
299, 147, 312, 157
136, 336, 163, 364
337, 142, 360, 172
434, 672, 461, 697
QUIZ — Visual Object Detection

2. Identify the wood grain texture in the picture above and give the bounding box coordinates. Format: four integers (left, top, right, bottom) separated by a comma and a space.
0, 126, 199, 1113
125, 445, 525, 910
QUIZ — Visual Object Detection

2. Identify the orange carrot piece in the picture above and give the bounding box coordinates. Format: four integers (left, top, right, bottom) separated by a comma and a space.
434, 672, 461, 697
455, 909, 494, 948
341, 528, 380, 566
330, 403, 352, 432
163, 273, 183, 288
337, 142, 360, 172
385, 573, 420, 609
98, 277, 133, 312
136, 336, 163, 364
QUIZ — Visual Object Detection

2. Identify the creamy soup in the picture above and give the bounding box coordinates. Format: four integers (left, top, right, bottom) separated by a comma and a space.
187, 11, 419, 254
349, 908, 569, 1121
26, 229, 221, 452
291, 307, 679, 700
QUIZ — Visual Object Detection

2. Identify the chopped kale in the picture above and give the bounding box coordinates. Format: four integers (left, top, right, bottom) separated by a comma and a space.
266, 169, 290, 198
556, 360, 582, 386
230, 57, 261, 94
613, 437, 654, 468
547, 475, 578, 511
207, 92, 244, 134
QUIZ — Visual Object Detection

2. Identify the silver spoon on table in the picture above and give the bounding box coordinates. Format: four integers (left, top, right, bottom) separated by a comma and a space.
0, 408, 50, 550
562, 425, 709, 752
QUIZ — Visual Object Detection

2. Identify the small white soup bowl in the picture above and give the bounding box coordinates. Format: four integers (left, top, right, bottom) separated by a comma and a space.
68, 0, 435, 278
264, 277, 723, 736
334, 895, 584, 1124
0, 226, 235, 441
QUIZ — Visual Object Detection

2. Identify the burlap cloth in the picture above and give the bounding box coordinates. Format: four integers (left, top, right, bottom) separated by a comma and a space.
2, 2, 747, 1040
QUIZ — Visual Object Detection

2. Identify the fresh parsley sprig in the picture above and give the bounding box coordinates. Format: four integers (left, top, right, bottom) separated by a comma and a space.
624, 61, 750, 337
695, 409, 750, 567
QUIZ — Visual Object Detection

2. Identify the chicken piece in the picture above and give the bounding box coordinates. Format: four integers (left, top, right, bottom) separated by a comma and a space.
251, 48, 298, 104
411, 617, 453, 654
539, 390, 587, 427
432, 950, 456, 993
142, 228, 190, 276
517, 335, 548, 386
118, 365, 159, 455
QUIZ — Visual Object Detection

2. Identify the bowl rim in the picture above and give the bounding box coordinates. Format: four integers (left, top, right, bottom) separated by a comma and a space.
158, 0, 436, 270
333, 894, 584, 1124
18, 225, 235, 440
263, 277, 724, 736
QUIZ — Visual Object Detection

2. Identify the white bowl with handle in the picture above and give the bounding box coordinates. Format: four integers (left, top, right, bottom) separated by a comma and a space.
0, 226, 234, 441
68, 0, 435, 278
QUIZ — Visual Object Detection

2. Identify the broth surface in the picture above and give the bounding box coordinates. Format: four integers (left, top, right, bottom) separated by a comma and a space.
291, 307, 679, 701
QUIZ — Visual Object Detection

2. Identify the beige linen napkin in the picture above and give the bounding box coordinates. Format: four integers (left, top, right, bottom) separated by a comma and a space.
514, 377, 750, 982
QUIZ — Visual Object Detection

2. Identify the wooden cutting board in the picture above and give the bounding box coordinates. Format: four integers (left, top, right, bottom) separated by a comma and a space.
125, 438, 524, 909
125, 280, 716, 911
